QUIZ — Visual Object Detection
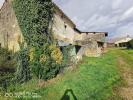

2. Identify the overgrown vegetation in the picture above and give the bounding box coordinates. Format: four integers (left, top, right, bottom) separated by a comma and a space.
15, 46, 31, 83
0, 48, 16, 69
13, 0, 63, 82
61, 45, 77, 66
128, 39, 133, 49
1, 0, 132, 99
108, 48, 133, 100
6, 49, 122, 100
0, 47, 16, 91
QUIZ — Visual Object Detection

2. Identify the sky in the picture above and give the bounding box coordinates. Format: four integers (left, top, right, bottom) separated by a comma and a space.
0, 0, 4, 8
53, 0, 133, 39
0, 0, 133, 39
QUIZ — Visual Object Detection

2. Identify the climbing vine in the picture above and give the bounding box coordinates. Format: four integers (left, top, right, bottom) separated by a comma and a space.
15, 44, 31, 83
13, 0, 63, 81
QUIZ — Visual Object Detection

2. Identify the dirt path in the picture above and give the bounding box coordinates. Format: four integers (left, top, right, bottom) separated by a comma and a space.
116, 57, 133, 100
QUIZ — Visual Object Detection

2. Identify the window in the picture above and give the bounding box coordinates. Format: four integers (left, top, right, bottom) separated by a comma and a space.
64, 24, 67, 29
64, 22, 67, 29
105, 33, 108, 37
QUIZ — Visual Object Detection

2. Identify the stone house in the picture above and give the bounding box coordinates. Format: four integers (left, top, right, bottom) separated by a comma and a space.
114, 36, 132, 47
0, 0, 108, 60
53, 4, 108, 59
0, 0, 23, 52
107, 42, 115, 48
74, 31, 108, 57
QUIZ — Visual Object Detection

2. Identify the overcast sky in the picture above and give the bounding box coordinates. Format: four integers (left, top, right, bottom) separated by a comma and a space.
0, 0, 4, 8
53, 0, 133, 39
1, 0, 133, 39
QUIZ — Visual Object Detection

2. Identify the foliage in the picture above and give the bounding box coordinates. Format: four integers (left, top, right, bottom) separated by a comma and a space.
0, 47, 16, 91
15, 45, 31, 83
0, 47, 16, 69
60, 46, 71, 66
7, 49, 122, 100
61, 45, 77, 66
49, 45, 63, 64
13, 0, 54, 46
29, 44, 63, 80
13, 0, 63, 81
128, 39, 133, 49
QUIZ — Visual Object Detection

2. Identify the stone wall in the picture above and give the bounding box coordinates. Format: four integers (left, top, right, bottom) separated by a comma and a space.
80, 32, 106, 42
0, 1, 79, 52
53, 6, 78, 44
0, 1, 107, 58
0, 1, 23, 52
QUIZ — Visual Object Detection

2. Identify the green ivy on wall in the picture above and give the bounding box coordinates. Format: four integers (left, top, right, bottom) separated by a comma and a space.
13, 0, 63, 82
61, 45, 77, 66
13, 0, 53, 46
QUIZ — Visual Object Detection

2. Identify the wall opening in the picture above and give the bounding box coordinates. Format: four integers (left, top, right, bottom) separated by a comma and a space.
0, 43, 1, 48
75, 45, 81, 54
97, 42, 104, 47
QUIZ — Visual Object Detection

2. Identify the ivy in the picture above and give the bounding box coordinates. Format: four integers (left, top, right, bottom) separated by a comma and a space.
15, 46, 31, 83
13, 0, 63, 82
13, 0, 54, 46
61, 45, 77, 66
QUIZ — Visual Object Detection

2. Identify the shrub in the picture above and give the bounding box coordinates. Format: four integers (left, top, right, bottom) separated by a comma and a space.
13, 0, 64, 81
128, 39, 133, 49
0, 47, 16, 90
15, 46, 31, 83
29, 44, 63, 80
0, 47, 16, 69
50, 45, 63, 64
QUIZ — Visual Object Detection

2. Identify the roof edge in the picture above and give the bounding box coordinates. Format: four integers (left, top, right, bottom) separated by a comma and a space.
0, 0, 6, 13
53, 2, 76, 27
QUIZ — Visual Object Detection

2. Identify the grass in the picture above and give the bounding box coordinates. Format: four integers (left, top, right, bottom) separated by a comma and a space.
1, 48, 133, 100
0, 48, 16, 92
107, 48, 133, 100
4, 49, 122, 100
115, 48, 133, 67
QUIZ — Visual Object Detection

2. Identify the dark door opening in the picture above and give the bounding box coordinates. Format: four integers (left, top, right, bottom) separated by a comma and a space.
75, 45, 81, 54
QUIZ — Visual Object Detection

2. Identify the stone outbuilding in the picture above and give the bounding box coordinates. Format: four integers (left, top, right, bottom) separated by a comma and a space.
0, 0, 108, 60
114, 36, 132, 47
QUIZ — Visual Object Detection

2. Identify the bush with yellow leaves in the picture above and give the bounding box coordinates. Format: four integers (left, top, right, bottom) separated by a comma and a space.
39, 54, 47, 63
29, 48, 35, 62
49, 45, 63, 64
28, 44, 63, 80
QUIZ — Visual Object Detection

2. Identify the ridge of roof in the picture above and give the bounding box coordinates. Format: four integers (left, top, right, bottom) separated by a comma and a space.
80, 32, 108, 33
53, 2, 76, 27
110, 36, 132, 43
0, 0, 109, 35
